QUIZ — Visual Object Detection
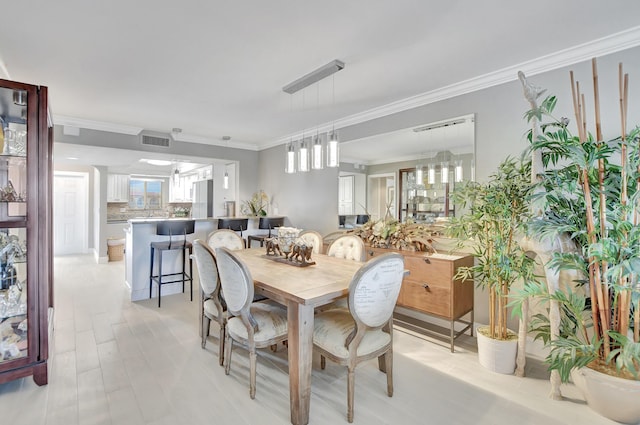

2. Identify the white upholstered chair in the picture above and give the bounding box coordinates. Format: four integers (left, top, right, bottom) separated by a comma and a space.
215, 247, 289, 399
207, 229, 245, 252
313, 252, 405, 423
327, 234, 366, 262
191, 240, 226, 365
299, 229, 323, 254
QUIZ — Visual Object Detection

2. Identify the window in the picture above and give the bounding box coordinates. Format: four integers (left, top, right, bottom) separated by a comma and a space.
129, 179, 163, 209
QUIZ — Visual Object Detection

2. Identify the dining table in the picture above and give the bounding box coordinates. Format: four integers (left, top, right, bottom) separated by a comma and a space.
232, 248, 364, 425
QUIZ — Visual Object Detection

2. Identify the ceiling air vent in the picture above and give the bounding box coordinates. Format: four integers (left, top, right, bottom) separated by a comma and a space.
140, 133, 171, 148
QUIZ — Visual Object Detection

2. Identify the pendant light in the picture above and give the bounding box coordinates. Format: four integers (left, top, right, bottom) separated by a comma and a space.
415, 164, 424, 186
326, 74, 339, 168
428, 164, 436, 185
299, 137, 310, 172
454, 160, 463, 183
285, 141, 296, 174
223, 169, 229, 189
441, 162, 449, 184
312, 132, 324, 170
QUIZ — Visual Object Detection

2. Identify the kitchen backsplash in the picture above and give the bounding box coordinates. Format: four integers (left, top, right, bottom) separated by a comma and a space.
106, 202, 192, 221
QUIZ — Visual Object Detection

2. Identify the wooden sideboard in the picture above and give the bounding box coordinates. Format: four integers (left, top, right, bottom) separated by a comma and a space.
366, 246, 474, 352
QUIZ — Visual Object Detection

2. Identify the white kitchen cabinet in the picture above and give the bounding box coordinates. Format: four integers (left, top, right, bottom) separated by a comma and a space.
107, 174, 130, 202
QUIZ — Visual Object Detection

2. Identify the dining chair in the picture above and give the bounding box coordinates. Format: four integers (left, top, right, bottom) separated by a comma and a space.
217, 217, 249, 247
215, 247, 289, 399
191, 239, 226, 365
299, 229, 323, 254
313, 252, 405, 423
207, 229, 245, 252
327, 234, 366, 262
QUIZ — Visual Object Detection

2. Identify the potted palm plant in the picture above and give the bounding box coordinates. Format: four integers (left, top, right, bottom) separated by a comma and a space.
515, 60, 640, 423
447, 156, 537, 374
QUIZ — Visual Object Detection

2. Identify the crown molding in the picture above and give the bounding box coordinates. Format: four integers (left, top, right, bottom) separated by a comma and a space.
265, 25, 640, 150
175, 133, 259, 151
54, 114, 144, 135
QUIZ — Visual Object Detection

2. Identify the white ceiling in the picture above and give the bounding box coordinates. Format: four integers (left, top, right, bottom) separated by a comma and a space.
2, 1, 640, 154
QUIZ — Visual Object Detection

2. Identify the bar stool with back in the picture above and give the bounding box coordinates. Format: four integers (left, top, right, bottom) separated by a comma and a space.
149, 220, 195, 307
247, 216, 285, 248
217, 218, 249, 248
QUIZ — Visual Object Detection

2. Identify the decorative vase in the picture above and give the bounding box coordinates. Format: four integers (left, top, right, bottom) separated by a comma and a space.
575, 366, 640, 424
476, 326, 518, 374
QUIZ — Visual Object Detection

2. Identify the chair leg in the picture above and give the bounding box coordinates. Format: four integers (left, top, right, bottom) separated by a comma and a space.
149, 247, 154, 299
157, 251, 163, 308
347, 367, 355, 423
224, 333, 233, 375
188, 246, 193, 301
218, 321, 226, 366
385, 349, 393, 397
249, 348, 257, 399
201, 316, 211, 349
181, 246, 186, 294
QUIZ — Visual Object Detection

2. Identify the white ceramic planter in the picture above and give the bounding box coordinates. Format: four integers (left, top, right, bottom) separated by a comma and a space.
576, 366, 640, 424
476, 326, 518, 375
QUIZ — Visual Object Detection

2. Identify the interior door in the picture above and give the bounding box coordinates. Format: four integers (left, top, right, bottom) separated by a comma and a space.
53, 173, 88, 255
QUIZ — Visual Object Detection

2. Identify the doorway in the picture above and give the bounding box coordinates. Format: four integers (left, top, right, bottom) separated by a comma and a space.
367, 173, 396, 221
53, 172, 89, 255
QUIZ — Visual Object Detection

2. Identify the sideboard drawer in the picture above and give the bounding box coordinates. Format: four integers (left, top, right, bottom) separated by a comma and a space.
400, 279, 450, 317
403, 256, 450, 284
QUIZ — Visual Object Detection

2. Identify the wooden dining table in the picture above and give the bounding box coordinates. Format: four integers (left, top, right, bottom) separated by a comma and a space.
233, 249, 364, 425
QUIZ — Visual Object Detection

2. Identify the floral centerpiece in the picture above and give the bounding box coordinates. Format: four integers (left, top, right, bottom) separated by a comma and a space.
241, 190, 269, 216
353, 217, 435, 252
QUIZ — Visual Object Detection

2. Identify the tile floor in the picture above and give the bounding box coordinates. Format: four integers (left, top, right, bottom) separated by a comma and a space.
0, 254, 616, 424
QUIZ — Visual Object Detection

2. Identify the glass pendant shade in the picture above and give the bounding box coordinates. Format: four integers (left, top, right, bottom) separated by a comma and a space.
441, 162, 449, 184
312, 135, 324, 170
327, 130, 339, 168
415, 165, 424, 186
428, 164, 436, 185
285, 142, 296, 174
454, 161, 463, 183
298, 138, 310, 172
223, 171, 229, 189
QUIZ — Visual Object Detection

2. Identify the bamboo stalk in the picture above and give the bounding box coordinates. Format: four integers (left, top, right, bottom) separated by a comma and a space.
570, 72, 610, 356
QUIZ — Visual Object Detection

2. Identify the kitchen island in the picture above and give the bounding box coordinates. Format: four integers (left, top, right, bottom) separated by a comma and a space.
124, 216, 288, 301
125, 218, 217, 301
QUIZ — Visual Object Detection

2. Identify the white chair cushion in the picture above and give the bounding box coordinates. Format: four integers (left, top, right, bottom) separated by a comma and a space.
227, 302, 288, 343
313, 309, 390, 359
209, 231, 244, 251
327, 235, 364, 262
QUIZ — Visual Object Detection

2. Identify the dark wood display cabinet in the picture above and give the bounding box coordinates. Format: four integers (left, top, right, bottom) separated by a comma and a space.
0, 79, 53, 385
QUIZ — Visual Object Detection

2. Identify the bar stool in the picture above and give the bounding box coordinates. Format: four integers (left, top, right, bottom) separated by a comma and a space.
217, 218, 249, 248
149, 220, 195, 307
247, 217, 285, 248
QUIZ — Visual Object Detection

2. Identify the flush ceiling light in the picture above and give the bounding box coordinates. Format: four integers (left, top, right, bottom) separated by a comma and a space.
282, 60, 345, 94
140, 158, 172, 166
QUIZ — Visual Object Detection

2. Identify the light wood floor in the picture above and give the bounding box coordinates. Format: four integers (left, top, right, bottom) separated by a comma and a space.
0, 254, 615, 424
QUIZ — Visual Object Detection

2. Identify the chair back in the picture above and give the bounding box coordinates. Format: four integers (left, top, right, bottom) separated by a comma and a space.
349, 253, 404, 329
192, 240, 219, 295
214, 247, 254, 316
156, 220, 195, 248
156, 219, 195, 236
258, 216, 284, 230
299, 230, 323, 254
356, 214, 370, 225
327, 234, 366, 262
207, 229, 244, 251
218, 218, 249, 232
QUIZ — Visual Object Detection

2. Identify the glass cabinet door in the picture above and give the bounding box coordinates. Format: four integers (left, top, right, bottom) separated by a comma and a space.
0, 85, 29, 365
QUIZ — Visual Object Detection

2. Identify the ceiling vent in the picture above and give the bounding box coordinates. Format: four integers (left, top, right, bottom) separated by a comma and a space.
140, 132, 171, 148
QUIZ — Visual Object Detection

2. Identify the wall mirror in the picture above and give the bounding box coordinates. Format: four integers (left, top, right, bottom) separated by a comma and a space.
338, 113, 475, 224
